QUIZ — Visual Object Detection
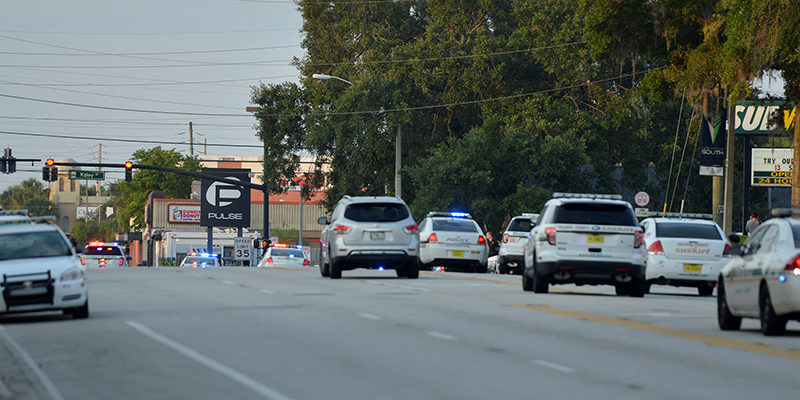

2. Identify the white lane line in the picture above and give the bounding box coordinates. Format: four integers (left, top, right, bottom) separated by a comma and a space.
365, 281, 430, 292
358, 313, 382, 320
0, 325, 66, 400
532, 359, 577, 374
425, 331, 457, 341
126, 321, 293, 400
260, 289, 275, 294
222, 280, 234, 285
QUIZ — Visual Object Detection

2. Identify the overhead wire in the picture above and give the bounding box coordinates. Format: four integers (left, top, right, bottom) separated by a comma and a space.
0, 129, 263, 148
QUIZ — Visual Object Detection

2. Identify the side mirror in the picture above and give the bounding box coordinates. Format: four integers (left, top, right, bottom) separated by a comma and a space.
724, 244, 744, 257
318, 216, 329, 225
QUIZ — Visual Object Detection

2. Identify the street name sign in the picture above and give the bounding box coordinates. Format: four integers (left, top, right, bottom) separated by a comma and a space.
69, 170, 105, 180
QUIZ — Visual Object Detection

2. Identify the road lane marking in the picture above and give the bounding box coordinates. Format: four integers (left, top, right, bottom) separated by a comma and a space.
365, 281, 430, 292
358, 313, 382, 320
510, 304, 800, 362
420, 272, 592, 294
533, 359, 577, 374
426, 331, 457, 341
260, 289, 275, 294
0, 325, 66, 400
126, 321, 294, 400
222, 280, 234, 285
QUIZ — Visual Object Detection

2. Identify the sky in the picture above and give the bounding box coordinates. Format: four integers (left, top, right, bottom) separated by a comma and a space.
0, 0, 305, 191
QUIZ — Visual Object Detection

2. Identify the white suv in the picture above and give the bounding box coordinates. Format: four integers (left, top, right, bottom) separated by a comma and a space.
318, 196, 420, 279
522, 193, 646, 296
498, 213, 539, 275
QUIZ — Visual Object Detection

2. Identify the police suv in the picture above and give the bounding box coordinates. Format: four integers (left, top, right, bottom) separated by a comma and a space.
522, 193, 646, 296
498, 213, 539, 275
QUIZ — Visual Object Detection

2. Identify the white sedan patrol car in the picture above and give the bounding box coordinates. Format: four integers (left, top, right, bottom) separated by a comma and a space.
257, 244, 311, 268
81, 241, 129, 268
522, 193, 646, 296
419, 212, 488, 273
717, 209, 800, 336
0, 211, 88, 318
640, 213, 729, 296
498, 213, 539, 275
179, 252, 222, 268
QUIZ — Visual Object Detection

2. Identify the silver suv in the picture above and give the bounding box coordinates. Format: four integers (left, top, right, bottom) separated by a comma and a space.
522, 193, 646, 296
498, 213, 539, 275
318, 196, 420, 279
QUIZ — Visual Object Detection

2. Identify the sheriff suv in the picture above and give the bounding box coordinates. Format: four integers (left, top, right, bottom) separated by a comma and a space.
498, 213, 539, 275
522, 193, 646, 296
318, 196, 420, 279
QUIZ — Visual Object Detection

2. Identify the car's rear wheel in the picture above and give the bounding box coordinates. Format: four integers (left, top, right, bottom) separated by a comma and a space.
522, 270, 533, 291
498, 262, 509, 275
405, 261, 420, 279
717, 279, 741, 330
395, 266, 407, 278
330, 260, 342, 279
760, 284, 787, 336
628, 279, 646, 298
615, 285, 629, 296
532, 267, 549, 294
697, 283, 714, 296
320, 260, 330, 277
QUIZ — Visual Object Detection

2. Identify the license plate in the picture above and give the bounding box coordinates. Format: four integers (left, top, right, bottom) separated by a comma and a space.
684, 264, 702, 273
451, 250, 464, 258
586, 234, 604, 244
369, 231, 385, 240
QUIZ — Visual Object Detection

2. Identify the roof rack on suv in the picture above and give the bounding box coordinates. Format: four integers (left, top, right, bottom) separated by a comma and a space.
427, 211, 472, 218
552, 193, 623, 200
0, 210, 56, 225
771, 208, 800, 218
646, 212, 713, 220
521, 213, 539, 217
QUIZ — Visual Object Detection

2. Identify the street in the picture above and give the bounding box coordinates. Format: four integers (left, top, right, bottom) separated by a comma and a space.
2, 266, 799, 400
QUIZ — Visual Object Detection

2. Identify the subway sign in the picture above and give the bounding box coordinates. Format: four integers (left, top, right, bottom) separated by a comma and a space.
751, 148, 792, 187
735, 101, 796, 135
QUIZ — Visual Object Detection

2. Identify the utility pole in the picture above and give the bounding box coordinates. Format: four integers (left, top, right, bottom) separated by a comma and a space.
395, 125, 401, 198
723, 104, 736, 234
97, 143, 102, 221
189, 122, 194, 156
204, 138, 207, 155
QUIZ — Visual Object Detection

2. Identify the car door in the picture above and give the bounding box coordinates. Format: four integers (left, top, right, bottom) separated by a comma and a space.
741, 224, 779, 312
727, 225, 770, 313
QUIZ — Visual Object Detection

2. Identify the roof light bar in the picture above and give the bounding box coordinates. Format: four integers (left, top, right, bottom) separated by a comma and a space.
552, 193, 623, 200
772, 208, 800, 218
427, 211, 472, 218
646, 212, 713, 220
0, 214, 56, 226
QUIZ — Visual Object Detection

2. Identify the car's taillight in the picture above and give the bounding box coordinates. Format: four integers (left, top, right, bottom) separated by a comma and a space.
100, 258, 106, 264
267, 257, 274, 263
80, 256, 85, 265
648, 240, 664, 255
403, 224, 419, 234
427, 233, 438, 243
634, 231, 643, 249
119, 257, 125, 266
478, 235, 486, 244
723, 243, 731, 255
502, 233, 509, 243
545, 227, 557, 245
784, 254, 800, 276
333, 224, 351, 234
303, 259, 310, 266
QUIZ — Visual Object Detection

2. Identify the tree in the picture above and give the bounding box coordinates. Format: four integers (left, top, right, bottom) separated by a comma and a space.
69, 219, 119, 245
0, 178, 57, 216
109, 147, 201, 231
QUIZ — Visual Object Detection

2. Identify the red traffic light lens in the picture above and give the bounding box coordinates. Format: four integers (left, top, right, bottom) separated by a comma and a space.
124, 161, 133, 168
45, 158, 54, 166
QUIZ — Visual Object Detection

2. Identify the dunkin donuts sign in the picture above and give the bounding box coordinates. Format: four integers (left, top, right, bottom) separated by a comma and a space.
168, 204, 201, 224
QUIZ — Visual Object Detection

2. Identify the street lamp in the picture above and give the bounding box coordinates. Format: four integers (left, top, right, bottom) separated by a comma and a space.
311, 73, 402, 199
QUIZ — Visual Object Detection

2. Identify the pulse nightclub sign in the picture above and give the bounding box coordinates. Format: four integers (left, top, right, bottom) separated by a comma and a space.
200, 168, 250, 227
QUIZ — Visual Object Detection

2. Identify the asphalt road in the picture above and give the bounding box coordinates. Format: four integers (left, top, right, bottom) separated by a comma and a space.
2, 265, 799, 400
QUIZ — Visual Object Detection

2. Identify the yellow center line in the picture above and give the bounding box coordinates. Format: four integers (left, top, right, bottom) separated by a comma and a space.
420, 271, 590, 294
510, 304, 800, 361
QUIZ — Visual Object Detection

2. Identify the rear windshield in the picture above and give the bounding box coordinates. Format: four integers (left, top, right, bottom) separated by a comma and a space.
790, 221, 800, 248
0, 230, 72, 261
507, 218, 533, 232
344, 203, 409, 222
270, 249, 304, 258
183, 257, 217, 264
432, 219, 478, 232
655, 222, 722, 240
85, 246, 123, 256
553, 203, 637, 226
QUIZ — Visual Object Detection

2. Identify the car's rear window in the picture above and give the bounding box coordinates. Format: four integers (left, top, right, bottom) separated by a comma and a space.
344, 203, 409, 222
506, 218, 533, 232
553, 203, 637, 226
655, 222, 722, 240
0, 230, 72, 261
271, 249, 304, 258
432, 219, 478, 232
183, 257, 217, 264
790, 221, 800, 248
85, 246, 123, 256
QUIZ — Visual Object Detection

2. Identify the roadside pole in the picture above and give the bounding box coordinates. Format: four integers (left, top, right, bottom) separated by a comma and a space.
723, 105, 736, 234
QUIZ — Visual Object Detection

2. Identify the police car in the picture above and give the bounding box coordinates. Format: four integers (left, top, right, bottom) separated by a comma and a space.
179, 252, 222, 268
717, 209, 800, 335
640, 213, 729, 296
498, 213, 539, 275
419, 212, 488, 273
81, 241, 129, 268
0, 210, 89, 318
522, 193, 646, 296
257, 244, 311, 268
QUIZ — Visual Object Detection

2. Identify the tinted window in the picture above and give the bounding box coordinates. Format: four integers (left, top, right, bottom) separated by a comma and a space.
789, 221, 800, 248
0, 230, 72, 261
344, 203, 409, 222
655, 222, 722, 240
553, 203, 637, 226
432, 219, 478, 232
86, 246, 123, 256
507, 218, 532, 232
270, 249, 304, 257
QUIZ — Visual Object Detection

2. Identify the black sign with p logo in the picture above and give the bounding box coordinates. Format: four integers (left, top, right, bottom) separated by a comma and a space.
200, 168, 251, 227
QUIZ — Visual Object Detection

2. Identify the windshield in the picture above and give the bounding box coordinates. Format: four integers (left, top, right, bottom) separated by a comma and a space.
432, 219, 478, 232
344, 203, 409, 222
0, 230, 72, 261
554, 203, 637, 226
655, 222, 722, 240
506, 218, 533, 232
270, 249, 304, 258
85, 246, 124, 256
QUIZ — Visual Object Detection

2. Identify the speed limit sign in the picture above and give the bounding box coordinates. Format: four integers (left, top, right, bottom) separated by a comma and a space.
634, 191, 650, 207
234, 237, 251, 261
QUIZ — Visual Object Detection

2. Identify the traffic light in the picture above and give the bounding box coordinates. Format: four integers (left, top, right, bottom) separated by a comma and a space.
42, 166, 50, 181
261, 239, 270, 249
0, 158, 6, 174
7, 158, 15, 173
43, 159, 57, 181
124, 161, 133, 182
253, 239, 261, 249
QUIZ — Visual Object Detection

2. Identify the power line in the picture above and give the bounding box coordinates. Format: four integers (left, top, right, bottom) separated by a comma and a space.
0, 129, 263, 148
0, 116, 252, 127
0, 44, 301, 56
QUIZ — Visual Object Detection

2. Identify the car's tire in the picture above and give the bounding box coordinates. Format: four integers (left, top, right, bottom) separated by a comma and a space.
628, 279, 646, 298
615, 285, 629, 296
498, 262, 509, 275
405, 260, 420, 279
717, 279, 741, 331
644, 282, 652, 294
69, 299, 89, 319
532, 267, 549, 294
320, 260, 330, 277
395, 266, 407, 278
329, 260, 342, 279
760, 284, 787, 336
475, 263, 487, 274
697, 283, 714, 297
522, 269, 533, 291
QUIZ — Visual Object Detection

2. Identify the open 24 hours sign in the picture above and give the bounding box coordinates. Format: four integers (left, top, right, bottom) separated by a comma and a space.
752, 148, 792, 187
